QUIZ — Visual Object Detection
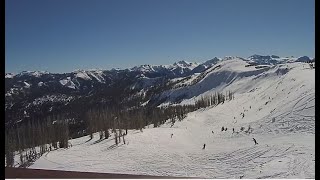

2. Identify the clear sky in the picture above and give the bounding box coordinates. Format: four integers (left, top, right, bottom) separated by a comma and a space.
6, 0, 314, 73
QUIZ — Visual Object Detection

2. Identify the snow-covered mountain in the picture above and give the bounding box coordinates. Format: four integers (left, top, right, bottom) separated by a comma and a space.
23, 57, 314, 178
5, 55, 313, 127
246, 54, 314, 65
247, 54, 288, 65
6, 55, 314, 178
295, 56, 311, 62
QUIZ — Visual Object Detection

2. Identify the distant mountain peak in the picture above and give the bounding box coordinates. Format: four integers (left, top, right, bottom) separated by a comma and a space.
15, 70, 50, 77
173, 60, 195, 67
271, 55, 280, 58
177, 60, 189, 65
222, 56, 240, 60
5, 73, 15, 78
296, 56, 311, 62
247, 54, 289, 65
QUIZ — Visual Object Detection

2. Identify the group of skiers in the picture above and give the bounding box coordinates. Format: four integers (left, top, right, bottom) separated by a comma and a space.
170, 127, 258, 151
201, 138, 258, 150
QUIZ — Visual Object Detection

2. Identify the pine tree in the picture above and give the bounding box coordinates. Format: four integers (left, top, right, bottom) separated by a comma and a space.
114, 131, 118, 145
99, 131, 104, 140
5, 133, 15, 167
118, 129, 122, 143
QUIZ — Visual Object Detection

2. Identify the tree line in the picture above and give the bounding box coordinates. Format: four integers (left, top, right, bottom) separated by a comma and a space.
5, 90, 234, 167
5, 114, 69, 167
195, 91, 234, 108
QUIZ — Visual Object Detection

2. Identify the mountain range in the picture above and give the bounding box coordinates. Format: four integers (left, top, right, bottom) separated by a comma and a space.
5, 55, 314, 128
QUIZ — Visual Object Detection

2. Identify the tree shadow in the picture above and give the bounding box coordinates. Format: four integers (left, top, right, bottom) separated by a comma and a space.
92, 138, 105, 145
106, 143, 125, 151
85, 138, 93, 143
90, 136, 118, 145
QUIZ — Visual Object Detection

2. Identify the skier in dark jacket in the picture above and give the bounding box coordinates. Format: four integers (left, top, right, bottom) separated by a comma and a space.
203, 144, 206, 149
252, 138, 258, 145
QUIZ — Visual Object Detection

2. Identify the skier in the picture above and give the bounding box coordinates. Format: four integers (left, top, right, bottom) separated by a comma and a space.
212, 131, 214, 134
232, 128, 235, 134
202, 144, 206, 149
252, 138, 258, 145
171, 133, 173, 138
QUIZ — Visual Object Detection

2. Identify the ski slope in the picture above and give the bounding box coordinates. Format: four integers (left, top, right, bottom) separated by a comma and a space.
30, 60, 315, 178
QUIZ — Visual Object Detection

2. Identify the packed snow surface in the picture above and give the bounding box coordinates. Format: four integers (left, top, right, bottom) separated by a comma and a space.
30, 60, 314, 178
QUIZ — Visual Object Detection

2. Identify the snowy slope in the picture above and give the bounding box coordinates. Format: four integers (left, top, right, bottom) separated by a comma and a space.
29, 60, 315, 178
157, 58, 272, 104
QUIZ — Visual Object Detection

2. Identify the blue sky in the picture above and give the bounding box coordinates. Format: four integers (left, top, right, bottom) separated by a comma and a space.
6, 0, 314, 73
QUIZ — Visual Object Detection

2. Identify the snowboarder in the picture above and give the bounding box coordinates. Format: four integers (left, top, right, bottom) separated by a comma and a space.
171, 133, 173, 138
252, 138, 258, 145
202, 144, 206, 149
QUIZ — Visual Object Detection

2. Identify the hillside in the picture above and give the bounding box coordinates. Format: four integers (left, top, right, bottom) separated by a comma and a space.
24, 60, 315, 178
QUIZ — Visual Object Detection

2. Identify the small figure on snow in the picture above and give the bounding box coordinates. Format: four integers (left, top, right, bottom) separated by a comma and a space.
252, 138, 258, 145
202, 144, 206, 149
232, 128, 235, 134
212, 131, 214, 134
221, 126, 224, 131
171, 133, 173, 138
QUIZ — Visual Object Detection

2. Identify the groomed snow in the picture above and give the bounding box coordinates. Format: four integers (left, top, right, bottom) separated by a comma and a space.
29, 60, 314, 178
